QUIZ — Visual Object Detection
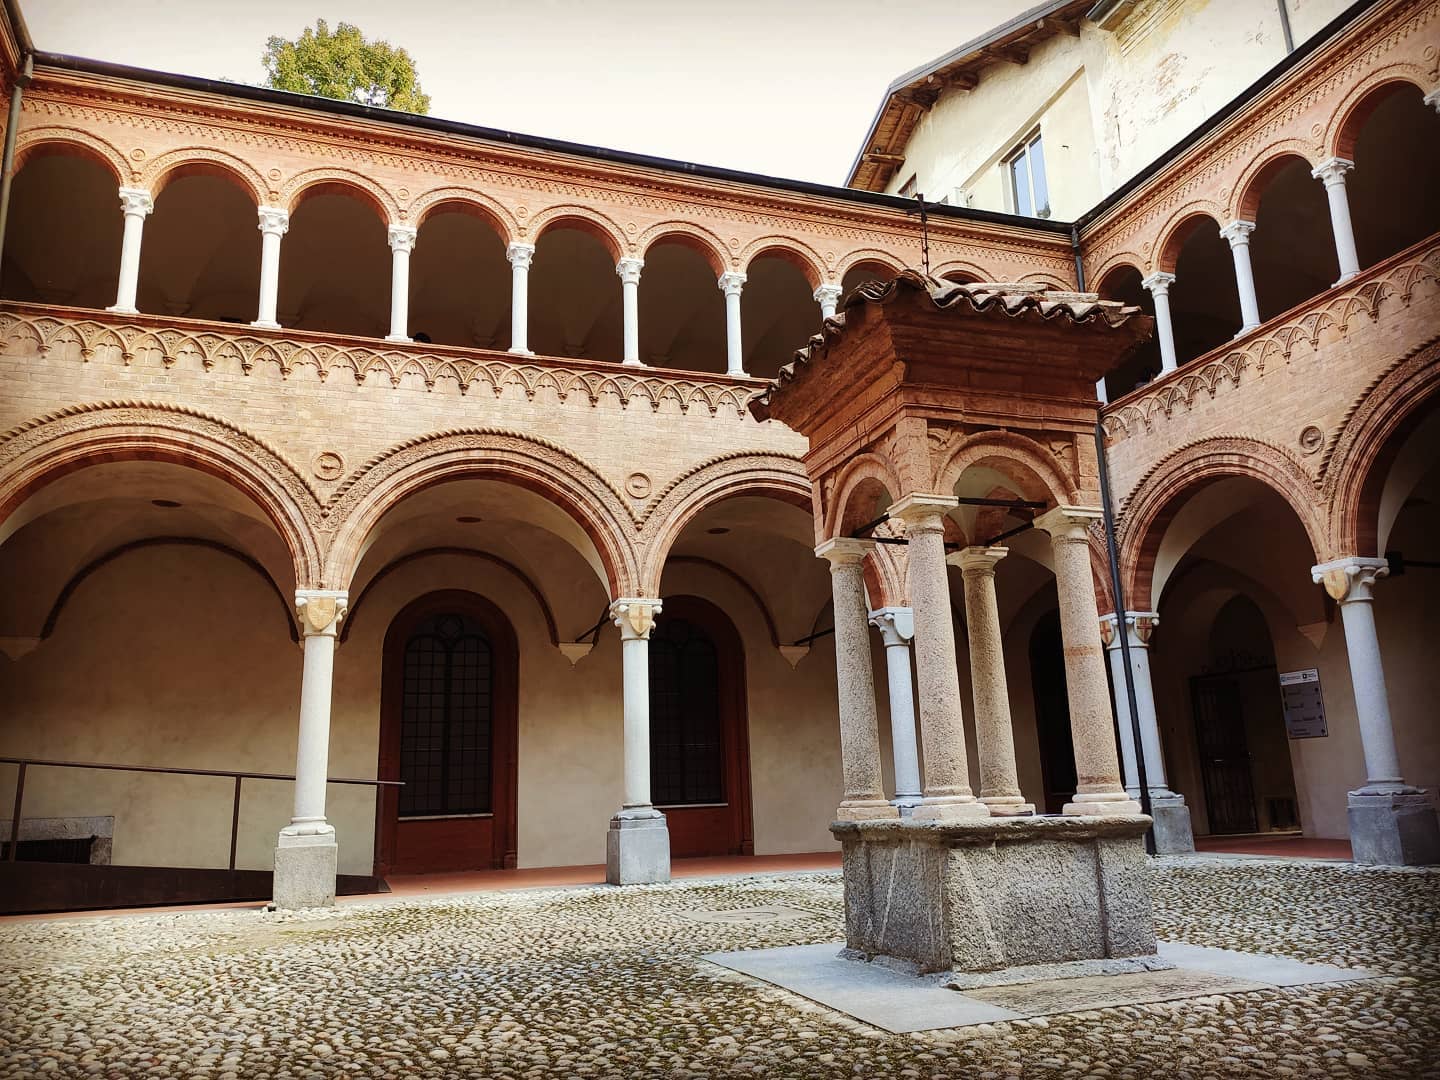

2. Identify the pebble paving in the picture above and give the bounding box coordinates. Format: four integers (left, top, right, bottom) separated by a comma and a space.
1, 857, 1437, 1078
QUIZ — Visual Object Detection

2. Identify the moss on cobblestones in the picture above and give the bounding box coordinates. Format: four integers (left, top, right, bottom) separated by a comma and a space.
1, 860, 1437, 1078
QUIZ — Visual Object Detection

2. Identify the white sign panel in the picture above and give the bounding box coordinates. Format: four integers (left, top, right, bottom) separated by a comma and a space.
1279, 668, 1327, 739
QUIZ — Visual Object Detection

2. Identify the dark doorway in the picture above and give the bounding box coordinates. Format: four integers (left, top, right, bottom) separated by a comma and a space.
378, 591, 518, 874
1189, 673, 1258, 834
650, 595, 753, 857
1028, 609, 1076, 814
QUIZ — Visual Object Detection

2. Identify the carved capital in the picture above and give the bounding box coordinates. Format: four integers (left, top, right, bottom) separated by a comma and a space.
813, 283, 842, 307
616, 256, 644, 285
1426, 87, 1440, 115
718, 271, 746, 297
117, 186, 154, 218
868, 606, 914, 646
1141, 271, 1175, 296
1100, 610, 1159, 650
888, 493, 958, 533
1312, 556, 1388, 603
1033, 505, 1102, 543
506, 241, 536, 270
1219, 219, 1255, 246
815, 537, 875, 566
295, 589, 349, 638
1311, 156, 1355, 187
610, 597, 662, 640
257, 206, 290, 236
949, 545, 1007, 576
387, 224, 418, 254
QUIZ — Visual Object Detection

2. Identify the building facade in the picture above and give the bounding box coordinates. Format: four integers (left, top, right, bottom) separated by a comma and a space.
0, 0, 1436, 907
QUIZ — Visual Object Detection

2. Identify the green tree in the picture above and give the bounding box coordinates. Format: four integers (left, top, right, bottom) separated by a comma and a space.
263, 20, 431, 114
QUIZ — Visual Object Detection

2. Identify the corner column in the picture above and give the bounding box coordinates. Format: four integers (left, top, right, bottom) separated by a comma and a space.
817, 539, 896, 820
617, 256, 644, 365
1220, 219, 1261, 333
607, 598, 671, 884
385, 224, 417, 343
1034, 507, 1139, 816
107, 187, 154, 315
507, 241, 536, 355
814, 283, 842, 321
891, 495, 986, 819
1311, 157, 1361, 284
274, 589, 348, 910
1101, 611, 1194, 851
952, 546, 1033, 815
868, 607, 923, 812
1313, 557, 1440, 865
718, 271, 746, 376
253, 206, 289, 329
1141, 271, 1178, 374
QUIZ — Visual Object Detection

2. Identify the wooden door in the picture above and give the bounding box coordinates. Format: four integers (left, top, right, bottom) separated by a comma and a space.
649, 596, 752, 858
1190, 676, 1258, 835
377, 592, 518, 874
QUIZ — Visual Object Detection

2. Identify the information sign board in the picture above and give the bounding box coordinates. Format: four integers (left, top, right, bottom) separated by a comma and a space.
1279, 668, 1327, 738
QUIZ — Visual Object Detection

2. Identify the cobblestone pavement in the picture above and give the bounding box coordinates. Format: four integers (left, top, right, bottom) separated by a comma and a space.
2, 858, 1437, 1079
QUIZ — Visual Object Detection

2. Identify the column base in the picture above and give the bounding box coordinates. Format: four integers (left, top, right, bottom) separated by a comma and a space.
622, 358, 644, 367
508, 346, 534, 356
273, 831, 337, 910
726, 368, 746, 379
981, 796, 1036, 817
1148, 798, 1195, 854
892, 794, 924, 818
606, 809, 671, 884
837, 798, 900, 821
105, 304, 138, 316
1063, 792, 1143, 816
912, 796, 990, 821
384, 334, 413, 344
1347, 792, 1440, 866
251, 319, 281, 330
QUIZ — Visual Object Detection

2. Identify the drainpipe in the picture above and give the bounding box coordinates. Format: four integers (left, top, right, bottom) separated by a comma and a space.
1074, 225, 1155, 850
0, 53, 34, 294
1276, 0, 1296, 54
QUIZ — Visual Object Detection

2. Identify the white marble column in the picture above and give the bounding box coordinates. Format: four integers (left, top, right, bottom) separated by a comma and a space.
890, 495, 987, 819
952, 546, 1033, 815
107, 187, 154, 315
607, 598, 670, 884
814, 283, 842, 321
253, 206, 288, 329
507, 241, 536, 355
868, 606, 923, 811
1034, 507, 1139, 816
817, 539, 896, 820
1313, 557, 1440, 865
1142, 271, 1178, 374
385, 224, 417, 343
274, 589, 347, 910
1220, 219, 1261, 333
718, 271, 746, 376
1312, 157, 1361, 284
617, 256, 644, 365
1101, 611, 1194, 851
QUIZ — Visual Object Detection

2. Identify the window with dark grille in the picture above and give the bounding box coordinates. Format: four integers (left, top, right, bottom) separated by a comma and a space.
649, 617, 723, 806
399, 612, 494, 817
0, 836, 95, 863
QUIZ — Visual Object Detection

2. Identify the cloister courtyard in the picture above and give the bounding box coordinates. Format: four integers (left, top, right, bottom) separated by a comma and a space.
2, 856, 1437, 1079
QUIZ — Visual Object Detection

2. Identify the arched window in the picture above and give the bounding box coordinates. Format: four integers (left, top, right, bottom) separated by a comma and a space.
649, 615, 723, 806
399, 611, 494, 817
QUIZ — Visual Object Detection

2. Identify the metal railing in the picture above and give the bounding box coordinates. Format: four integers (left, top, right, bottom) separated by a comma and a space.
0, 756, 400, 871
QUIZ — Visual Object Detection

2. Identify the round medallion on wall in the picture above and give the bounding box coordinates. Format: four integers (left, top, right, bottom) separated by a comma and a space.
1298, 425, 1324, 455
130, 148, 146, 161
268, 169, 282, 182
1310, 122, 1324, 139
312, 451, 345, 481
625, 472, 652, 499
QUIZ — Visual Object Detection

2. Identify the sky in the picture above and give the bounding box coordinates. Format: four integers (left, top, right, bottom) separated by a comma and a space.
23, 0, 1039, 187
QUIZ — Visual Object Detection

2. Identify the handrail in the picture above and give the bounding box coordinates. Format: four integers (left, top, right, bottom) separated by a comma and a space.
0, 756, 401, 871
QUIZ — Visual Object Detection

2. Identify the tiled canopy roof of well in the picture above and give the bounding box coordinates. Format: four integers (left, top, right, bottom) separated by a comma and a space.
749, 270, 1147, 416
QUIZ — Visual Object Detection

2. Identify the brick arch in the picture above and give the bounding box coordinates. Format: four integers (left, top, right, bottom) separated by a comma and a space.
1115, 436, 1326, 611
407, 186, 517, 244
636, 452, 810, 595
527, 205, 626, 262
933, 260, 990, 284
1322, 339, 1440, 558
823, 452, 904, 540
0, 400, 322, 587
740, 237, 826, 290
13, 127, 130, 185
1327, 68, 1432, 162
323, 428, 640, 595
835, 248, 904, 280
1229, 144, 1321, 221
934, 430, 1077, 508
282, 168, 398, 222
1154, 206, 1225, 275
141, 148, 267, 206
1090, 253, 1146, 293
638, 222, 731, 276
